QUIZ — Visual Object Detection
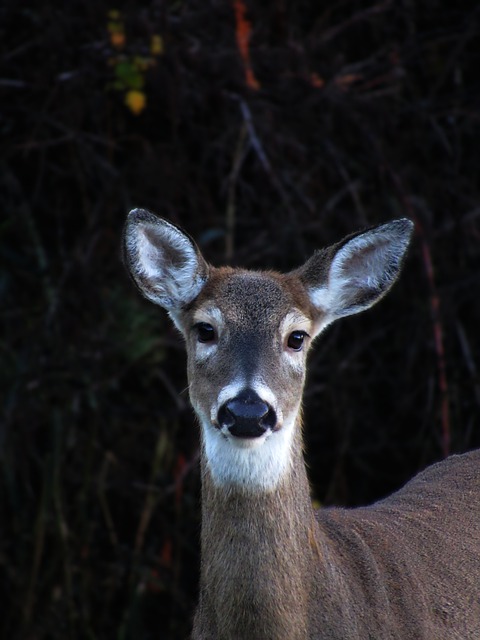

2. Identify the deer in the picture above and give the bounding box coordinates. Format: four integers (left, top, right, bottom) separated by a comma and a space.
123, 208, 480, 640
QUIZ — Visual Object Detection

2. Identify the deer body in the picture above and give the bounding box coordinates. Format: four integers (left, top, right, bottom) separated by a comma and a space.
124, 210, 480, 639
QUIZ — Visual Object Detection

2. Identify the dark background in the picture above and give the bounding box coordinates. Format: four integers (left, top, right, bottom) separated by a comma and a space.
1, 1, 480, 638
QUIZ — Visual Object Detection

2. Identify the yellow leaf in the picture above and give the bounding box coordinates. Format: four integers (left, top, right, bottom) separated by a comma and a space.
125, 90, 146, 115
150, 34, 164, 56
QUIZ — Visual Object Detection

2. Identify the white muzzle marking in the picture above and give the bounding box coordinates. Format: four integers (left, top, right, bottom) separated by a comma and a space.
199, 380, 297, 492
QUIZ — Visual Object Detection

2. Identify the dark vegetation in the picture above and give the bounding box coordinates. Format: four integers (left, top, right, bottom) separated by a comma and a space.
1, 1, 480, 638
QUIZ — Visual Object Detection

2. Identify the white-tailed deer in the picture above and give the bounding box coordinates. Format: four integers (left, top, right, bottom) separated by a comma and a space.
124, 209, 480, 640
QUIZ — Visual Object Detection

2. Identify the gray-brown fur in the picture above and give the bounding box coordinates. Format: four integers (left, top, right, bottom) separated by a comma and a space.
194, 433, 316, 640
194, 440, 480, 639
123, 210, 480, 640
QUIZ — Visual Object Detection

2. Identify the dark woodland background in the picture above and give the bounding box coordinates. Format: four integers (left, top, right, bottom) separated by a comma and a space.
1, 1, 480, 638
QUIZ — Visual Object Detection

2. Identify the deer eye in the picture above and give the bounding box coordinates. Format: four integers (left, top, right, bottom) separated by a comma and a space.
194, 322, 216, 343
287, 331, 308, 351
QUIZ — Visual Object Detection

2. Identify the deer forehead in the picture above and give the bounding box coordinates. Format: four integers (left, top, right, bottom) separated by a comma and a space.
191, 270, 314, 334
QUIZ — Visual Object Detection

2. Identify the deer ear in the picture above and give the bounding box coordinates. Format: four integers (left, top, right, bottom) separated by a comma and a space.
123, 209, 209, 311
298, 218, 414, 329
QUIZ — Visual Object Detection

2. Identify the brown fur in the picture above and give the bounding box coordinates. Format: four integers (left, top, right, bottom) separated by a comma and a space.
194, 433, 316, 640
193, 428, 480, 640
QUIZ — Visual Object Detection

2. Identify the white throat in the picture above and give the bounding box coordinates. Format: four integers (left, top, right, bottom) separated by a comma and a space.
198, 410, 299, 492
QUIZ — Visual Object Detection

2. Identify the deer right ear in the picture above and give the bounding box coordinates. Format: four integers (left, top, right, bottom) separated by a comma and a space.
296, 218, 413, 333
123, 209, 209, 311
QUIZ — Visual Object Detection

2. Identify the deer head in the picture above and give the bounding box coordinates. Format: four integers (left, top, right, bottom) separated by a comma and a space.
124, 209, 413, 492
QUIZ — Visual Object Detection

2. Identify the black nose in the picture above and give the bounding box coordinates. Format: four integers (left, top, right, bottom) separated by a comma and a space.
217, 389, 277, 439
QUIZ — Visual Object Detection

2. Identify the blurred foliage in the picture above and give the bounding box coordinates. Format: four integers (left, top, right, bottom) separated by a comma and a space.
106, 9, 164, 115
1, 0, 480, 638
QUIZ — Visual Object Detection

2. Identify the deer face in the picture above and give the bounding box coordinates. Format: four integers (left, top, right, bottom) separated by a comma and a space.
124, 209, 413, 491
176, 268, 318, 489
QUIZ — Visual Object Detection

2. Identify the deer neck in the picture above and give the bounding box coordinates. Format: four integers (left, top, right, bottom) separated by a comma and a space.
197, 424, 320, 639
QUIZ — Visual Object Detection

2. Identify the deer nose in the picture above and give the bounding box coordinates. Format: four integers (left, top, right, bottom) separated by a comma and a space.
218, 389, 277, 439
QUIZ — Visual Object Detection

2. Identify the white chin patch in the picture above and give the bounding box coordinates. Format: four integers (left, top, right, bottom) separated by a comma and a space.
225, 432, 268, 450
199, 412, 297, 492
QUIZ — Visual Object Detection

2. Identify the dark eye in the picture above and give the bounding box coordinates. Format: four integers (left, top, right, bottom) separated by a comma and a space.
195, 322, 216, 343
287, 331, 307, 351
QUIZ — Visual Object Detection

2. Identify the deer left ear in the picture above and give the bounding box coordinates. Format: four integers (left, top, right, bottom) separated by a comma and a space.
297, 218, 414, 329
123, 208, 209, 312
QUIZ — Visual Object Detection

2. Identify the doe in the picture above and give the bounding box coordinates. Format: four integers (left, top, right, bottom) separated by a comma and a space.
124, 209, 480, 640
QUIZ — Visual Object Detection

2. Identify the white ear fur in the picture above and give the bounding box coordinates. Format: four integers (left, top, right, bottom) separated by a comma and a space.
124, 209, 209, 311
308, 218, 413, 325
